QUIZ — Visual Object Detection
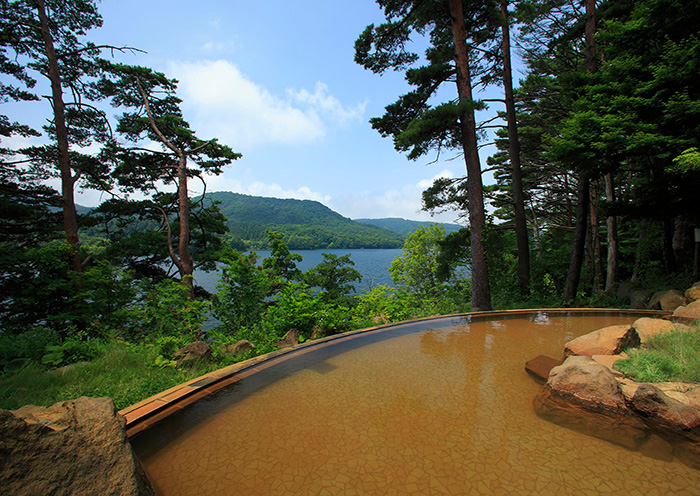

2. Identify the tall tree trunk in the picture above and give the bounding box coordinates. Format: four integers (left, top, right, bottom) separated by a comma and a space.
135, 77, 195, 297
604, 172, 618, 292
448, 0, 491, 311
585, 0, 597, 73
564, 177, 590, 302
563, 0, 596, 302
500, 0, 530, 297
178, 156, 194, 296
589, 178, 603, 291
36, 0, 81, 273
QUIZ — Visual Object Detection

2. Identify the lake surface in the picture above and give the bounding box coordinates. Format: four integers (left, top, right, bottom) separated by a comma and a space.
194, 248, 403, 295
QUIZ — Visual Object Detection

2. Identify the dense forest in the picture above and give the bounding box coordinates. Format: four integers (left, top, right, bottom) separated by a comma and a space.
203, 192, 405, 250
1, 0, 699, 403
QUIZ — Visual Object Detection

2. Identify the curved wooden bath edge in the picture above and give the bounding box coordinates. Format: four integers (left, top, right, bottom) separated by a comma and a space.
119, 307, 668, 438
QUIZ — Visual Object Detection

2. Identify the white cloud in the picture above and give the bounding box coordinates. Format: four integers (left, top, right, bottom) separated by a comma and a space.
196, 174, 331, 204
167, 60, 365, 150
287, 82, 366, 127
329, 173, 465, 225
416, 169, 454, 189
201, 40, 236, 54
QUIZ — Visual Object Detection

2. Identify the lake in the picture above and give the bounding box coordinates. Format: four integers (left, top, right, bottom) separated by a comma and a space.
193, 248, 403, 295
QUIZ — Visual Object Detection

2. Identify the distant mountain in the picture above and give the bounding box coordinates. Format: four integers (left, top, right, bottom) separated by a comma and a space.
354, 217, 463, 237
203, 192, 404, 250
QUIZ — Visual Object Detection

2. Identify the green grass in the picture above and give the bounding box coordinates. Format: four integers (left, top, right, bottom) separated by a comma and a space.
0, 341, 245, 411
614, 325, 700, 383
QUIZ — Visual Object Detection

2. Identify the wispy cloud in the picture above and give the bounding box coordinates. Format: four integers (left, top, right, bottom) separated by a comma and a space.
329, 170, 464, 224
199, 174, 332, 203
168, 60, 365, 150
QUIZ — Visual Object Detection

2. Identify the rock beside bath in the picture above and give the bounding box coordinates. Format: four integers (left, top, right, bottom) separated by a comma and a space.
632, 317, 676, 343
673, 300, 700, 322
174, 341, 212, 367
649, 289, 686, 312
564, 325, 640, 358
533, 356, 647, 449
629, 383, 700, 431
0, 396, 154, 496
685, 282, 700, 303
225, 339, 255, 357
525, 355, 561, 383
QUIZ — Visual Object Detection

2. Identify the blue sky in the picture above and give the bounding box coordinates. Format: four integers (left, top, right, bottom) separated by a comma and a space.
8, 0, 520, 223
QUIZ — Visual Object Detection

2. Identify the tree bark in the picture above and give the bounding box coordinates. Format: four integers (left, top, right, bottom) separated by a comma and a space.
135, 77, 195, 297
36, 0, 81, 273
604, 172, 618, 292
563, 0, 596, 303
585, 0, 597, 73
563, 177, 590, 302
448, 0, 491, 311
589, 178, 603, 291
177, 156, 194, 296
500, 0, 530, 297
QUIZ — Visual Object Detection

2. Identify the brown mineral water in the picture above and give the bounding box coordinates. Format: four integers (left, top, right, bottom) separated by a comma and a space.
131, 312, 700, 496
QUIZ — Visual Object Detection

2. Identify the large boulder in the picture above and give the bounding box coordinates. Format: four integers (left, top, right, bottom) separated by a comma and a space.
686, 282, 700, 303
0, 397, 154, 496
630, 290, 652, 309
629, 383, 700, 431
648, 289, 686, 311
275, 329, 300, 349
225, 339, 255, 357
673, 300, 700, 322
173, 340, 212, 367
632, 317, 676, 343
564, 324, 640, 358
533, 356, 648, 449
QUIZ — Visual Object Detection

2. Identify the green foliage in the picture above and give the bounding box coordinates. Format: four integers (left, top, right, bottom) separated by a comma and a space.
390, 224, 453, 299
0, 240, 137, 337
212, 251, 271, 333
615, 326, 700, 383
672, 148, 700, 173
262, 230, 303, 282
353, 285, 410, 325
41, 339, 104, 369
304, 252, 361, 307
261, 282, 320, 340
0, 340, 236, 410
125, 278, 209, 342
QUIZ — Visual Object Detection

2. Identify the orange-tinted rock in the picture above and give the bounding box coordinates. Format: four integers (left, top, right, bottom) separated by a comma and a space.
525, 355, 561, 383
630, 383, 700, 430
591, 353, 626, 377
533, 356, 647, 449
0, 397, 154, 496
564, 325, 640, 358
275, 328, 300, 348
673, 300, 700, 322
174, 341, 212, 367
632, 317, 676, 343
649, 289, 686, 311
685, 282, 700, 303
225, 339, 255, 357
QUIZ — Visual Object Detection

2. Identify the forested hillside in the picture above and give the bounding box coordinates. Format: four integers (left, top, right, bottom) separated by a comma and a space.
203, 192, 404, 250
355, 217, 463, 237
